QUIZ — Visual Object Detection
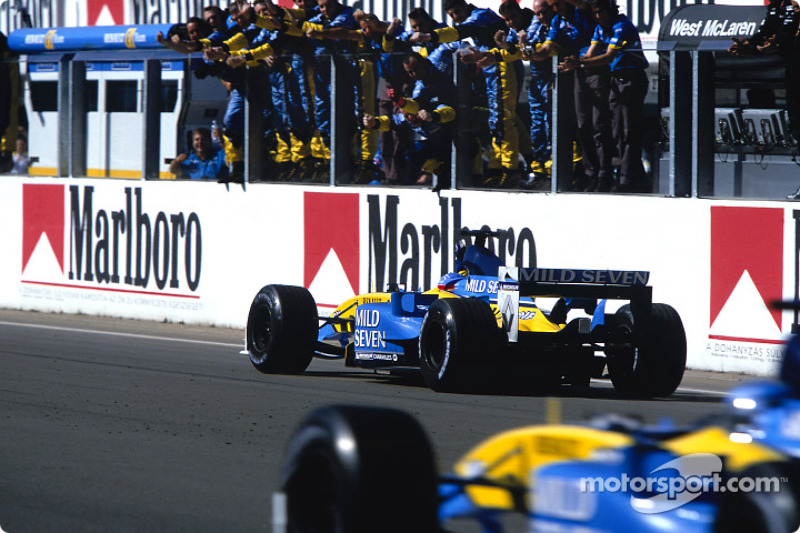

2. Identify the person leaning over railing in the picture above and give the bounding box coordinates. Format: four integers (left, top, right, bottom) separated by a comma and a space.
263, 0, 319, 182
459, 0, 556, 190
363, 53, 457, 186
559, 0, 649, 194
410, 0, 522, 189
306, 11, 393, 184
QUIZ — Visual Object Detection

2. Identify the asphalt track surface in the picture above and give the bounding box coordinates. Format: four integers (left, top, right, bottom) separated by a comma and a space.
0, 308, 755, 532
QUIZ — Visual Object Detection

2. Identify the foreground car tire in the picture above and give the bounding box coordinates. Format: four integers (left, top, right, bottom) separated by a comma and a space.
714, 463, 800, 533
606, 303, 686, 397
280, 405, 439, 533
418, 297, 498, 392
246, 284, 317, 374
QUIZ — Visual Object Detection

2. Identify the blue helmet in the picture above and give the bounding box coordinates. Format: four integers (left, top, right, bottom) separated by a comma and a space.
454, 239, 468, 273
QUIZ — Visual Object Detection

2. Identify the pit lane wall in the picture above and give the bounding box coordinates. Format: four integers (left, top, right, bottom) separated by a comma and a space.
1, 177, 794, 376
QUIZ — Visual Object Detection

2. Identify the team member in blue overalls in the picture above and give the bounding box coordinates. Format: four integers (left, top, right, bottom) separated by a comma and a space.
305, 0, 359, 182
410, 0, 521, 188
498, 0, 604, 192
306, 11, 394, 183
274, 0, 320, 182
520, 0, 557, 180
462, 0, 554, 186
560, 0, 649, 193
364, 53, 457, 186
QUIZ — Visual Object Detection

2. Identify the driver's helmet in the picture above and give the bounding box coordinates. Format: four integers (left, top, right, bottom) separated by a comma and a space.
780, 333, 800, 396
437, 271, 465, 291
454, 239, 468, 273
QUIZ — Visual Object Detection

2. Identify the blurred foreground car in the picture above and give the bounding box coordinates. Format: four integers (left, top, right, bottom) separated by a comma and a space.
272, 303, 800, 532
273, 404, 800, 533
244, 228, 686, 396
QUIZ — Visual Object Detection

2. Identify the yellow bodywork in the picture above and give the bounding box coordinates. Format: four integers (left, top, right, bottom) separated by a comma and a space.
328, 289, 564, 335
661, 426, 785, 472
449, 423, 787, 512
453, 425, 635, 511
328, 292, 394, 334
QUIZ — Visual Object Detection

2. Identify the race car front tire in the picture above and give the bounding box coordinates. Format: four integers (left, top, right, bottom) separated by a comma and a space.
280, 405, 439, 533
418, 297, 499, 392
246, 284, 317, 374
713, 463, 800, 533
606, 303, 687, 397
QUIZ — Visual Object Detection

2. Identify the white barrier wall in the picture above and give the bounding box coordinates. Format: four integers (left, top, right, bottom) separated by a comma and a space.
2, 177, 795, 376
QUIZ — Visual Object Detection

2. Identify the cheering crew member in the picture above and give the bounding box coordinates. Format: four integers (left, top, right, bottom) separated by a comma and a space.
399, 8, 454, 75
410, 0, 521, 188
201, 1, 266, 182
529, 0, 610, 192
271, 0, 321, 181
169, 127, 229, 180
306, 11, 393, 183
364, 53, 457, 186
462, 0, 554, 185
561, 0, 649, 193
303, 0, 359, 182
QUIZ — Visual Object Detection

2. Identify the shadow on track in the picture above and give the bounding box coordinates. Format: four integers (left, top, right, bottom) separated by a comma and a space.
302, 368, 722, 403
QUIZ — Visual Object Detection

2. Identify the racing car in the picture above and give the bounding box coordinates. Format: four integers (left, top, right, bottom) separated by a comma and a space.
722, 300, 800, 462
274, 305, 800, 533
274, 403, 799, 533
244, 228, 686, 396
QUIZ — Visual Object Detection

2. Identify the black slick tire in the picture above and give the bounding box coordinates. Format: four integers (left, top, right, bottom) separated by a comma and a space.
246, 284, 317, 374
280, 405, 439, 533
418, 297, 498, 392
606, 303, 687, 397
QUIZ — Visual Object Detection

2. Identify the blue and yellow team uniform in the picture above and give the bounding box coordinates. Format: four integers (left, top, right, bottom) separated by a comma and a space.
278, 6, 320, 171
203, 22, 263, 171
306, 6, 359, 163
248, 26, 293, 169
591, 14, 648, 72
549, 6, 613, 188
523, 16, 553, 167
344, 27, 385, 172
592, 13, 649, 189
397, 21, 454, 76
544, 6, 593, 56
213, 11, 307, 175
374, 67, 457, 183
431, 7, 520, 178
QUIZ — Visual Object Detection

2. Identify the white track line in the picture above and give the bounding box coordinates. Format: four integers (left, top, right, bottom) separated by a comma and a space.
0, 320, 746, 395
0, 320, 241, 348
591, 378, 728, 397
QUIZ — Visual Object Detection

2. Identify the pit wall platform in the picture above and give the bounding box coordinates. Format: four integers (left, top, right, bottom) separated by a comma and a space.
2, 176, 795, 376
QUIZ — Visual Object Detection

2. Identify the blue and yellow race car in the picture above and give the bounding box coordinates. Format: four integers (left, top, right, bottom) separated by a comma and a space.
244, 228, 686, 396
273, 309, 800, 533
274, 403, 799, 533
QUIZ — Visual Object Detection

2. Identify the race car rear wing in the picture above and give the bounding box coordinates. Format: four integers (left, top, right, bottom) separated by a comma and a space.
497, 267, 653, 342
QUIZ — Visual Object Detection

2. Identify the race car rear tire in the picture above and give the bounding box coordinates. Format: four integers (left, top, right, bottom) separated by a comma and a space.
280, 405, 439, 533
418, 297, 499, 392
606, 303, 686, 397
246, 284, 317, 374
713, 463, 799, 533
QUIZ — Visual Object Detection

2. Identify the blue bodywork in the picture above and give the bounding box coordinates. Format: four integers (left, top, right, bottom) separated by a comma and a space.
429, 301, 800, 532
315, 232, 533, 367
727, 380, 800, 457
315, 274, 508, 367
434, 421, 726, 532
